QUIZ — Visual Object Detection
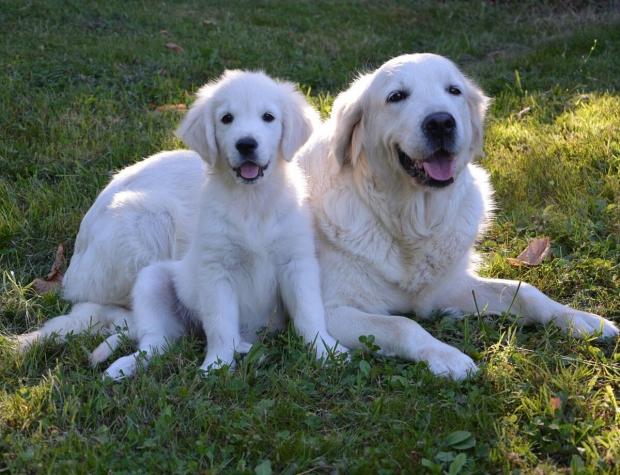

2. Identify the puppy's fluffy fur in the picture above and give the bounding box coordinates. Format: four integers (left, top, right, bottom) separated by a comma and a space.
298, 53, 618, 379
102, 71, 339, 378
18, 72, 339, 375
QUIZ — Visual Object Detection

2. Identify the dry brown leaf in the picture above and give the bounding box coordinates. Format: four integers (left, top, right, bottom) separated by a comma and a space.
31, 244, 65, 294
516, 106, 532, 119
507, 237, 552, 267
165, 42, 184, 53
154, 103, 187, 113
550, 396, 562, 411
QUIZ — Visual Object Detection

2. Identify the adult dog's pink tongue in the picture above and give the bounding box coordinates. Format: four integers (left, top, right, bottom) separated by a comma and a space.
240, 162, 260, 179
422, 156, 456, 181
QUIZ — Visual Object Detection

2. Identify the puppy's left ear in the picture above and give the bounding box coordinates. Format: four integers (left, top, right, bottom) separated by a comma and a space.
279, 83, 321, 161
176, 82, 219, 166
465, 77, 490, 158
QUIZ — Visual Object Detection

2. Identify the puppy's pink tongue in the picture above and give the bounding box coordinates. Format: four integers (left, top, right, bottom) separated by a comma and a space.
240, 162, 260, 179
422, 155, 456, 181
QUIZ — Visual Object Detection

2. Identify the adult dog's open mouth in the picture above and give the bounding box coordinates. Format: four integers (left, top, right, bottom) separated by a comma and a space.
397, 146, 455, 188
234, 161, 269, 183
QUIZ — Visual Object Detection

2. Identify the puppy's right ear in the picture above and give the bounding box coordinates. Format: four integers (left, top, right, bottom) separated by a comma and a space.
176, 83, 218, 166
328, 73, 372, 167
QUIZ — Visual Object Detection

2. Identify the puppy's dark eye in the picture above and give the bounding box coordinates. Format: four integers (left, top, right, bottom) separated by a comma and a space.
448, 85, 462, 96
262, 112, 275, 123
387, 90, 408, 103
221, 113, 234, 124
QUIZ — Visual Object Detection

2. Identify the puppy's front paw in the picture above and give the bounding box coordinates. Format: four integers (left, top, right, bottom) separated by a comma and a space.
199, 352, 236, 375
554, 309, 619, 339
417, 343, 478, 381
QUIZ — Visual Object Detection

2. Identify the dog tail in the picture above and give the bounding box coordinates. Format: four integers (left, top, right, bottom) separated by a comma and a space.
15, 302, 132, 352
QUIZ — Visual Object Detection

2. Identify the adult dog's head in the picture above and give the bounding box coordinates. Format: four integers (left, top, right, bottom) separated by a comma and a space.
329, 53, 489, 189
177, 70, 319, 184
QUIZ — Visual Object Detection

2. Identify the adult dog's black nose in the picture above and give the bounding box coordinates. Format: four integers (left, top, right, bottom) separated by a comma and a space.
235, 137, 258, 156
422, 112, 456, 141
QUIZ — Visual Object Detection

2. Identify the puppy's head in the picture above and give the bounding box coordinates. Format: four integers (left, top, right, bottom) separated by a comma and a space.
329, 53, 489, 189
177, 70, 319, 185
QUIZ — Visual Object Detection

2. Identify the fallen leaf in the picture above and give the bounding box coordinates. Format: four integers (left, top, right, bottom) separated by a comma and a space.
516, 106, 532, 119
550, 396, 562, 411
31, 244, 65, 294
507, 237, 552, 267
154, 103, 187, 113
165, 42, 184, 53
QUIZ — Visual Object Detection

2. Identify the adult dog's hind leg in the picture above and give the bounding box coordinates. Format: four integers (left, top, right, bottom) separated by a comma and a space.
104, 262, 186, 380
433, 273, 619, 338
327, 305, 477, 380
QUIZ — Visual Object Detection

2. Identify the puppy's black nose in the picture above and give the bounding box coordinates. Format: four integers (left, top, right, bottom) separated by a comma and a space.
422, 112, 456, 141
235, 137, 258, 156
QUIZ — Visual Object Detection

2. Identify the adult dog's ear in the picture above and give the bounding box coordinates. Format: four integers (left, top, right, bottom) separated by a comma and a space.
279, 83, 321, 162
328, 73, 372, 167
465, 77, 490, 159
176, 82, 218, 166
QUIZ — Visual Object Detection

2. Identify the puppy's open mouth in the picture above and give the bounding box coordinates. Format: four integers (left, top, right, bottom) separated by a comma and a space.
397, 146, 455, 188
234, 161, 269, 183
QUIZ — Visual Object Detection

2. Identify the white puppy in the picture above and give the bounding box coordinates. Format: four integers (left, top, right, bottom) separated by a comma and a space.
103, 71, 340, 379
299, 53, 618, 380
16, 71, 334, 368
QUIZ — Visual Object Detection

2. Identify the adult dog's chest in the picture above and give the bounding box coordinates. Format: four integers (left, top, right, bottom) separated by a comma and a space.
318, 185, 470, 296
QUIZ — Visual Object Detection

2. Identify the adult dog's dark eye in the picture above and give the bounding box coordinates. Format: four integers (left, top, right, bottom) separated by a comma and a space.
448, 85, 462, 96
221, 113, 234, 124
387, 90, 408, 103
262, 112, 275, 123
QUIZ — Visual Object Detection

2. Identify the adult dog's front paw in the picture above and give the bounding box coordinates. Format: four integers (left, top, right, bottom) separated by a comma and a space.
417, 343, 478, 381
554, 309, 619, 339
312, 333, 349, 360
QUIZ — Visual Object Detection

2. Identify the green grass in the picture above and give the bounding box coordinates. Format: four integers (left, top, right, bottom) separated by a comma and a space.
1, 1, 619, 473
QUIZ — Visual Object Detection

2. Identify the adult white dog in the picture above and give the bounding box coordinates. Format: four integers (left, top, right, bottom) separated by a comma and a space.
298, 53, 619, 380
17, 71, 338, 372
103, 70, 340, 379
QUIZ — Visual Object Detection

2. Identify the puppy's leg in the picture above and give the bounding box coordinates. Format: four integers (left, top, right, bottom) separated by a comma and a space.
15, 302, 131, 351
431, 273, 619, 338
104, 262, 186, 380
89, 333, 123, 366
327, 306, 477, 380
198, 278, 244, 373
278, 257, 345, 359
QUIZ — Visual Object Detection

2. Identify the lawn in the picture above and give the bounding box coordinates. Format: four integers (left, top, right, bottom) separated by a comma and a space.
1, 1, 619, 473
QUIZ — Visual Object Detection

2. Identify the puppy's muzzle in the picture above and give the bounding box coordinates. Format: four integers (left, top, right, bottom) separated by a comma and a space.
235, 137, 258, 156
233, 137, 268, 183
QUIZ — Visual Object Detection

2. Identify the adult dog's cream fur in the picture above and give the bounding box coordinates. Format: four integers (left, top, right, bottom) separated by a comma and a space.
17, 71, 338, 374
298, 53, 618, 380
